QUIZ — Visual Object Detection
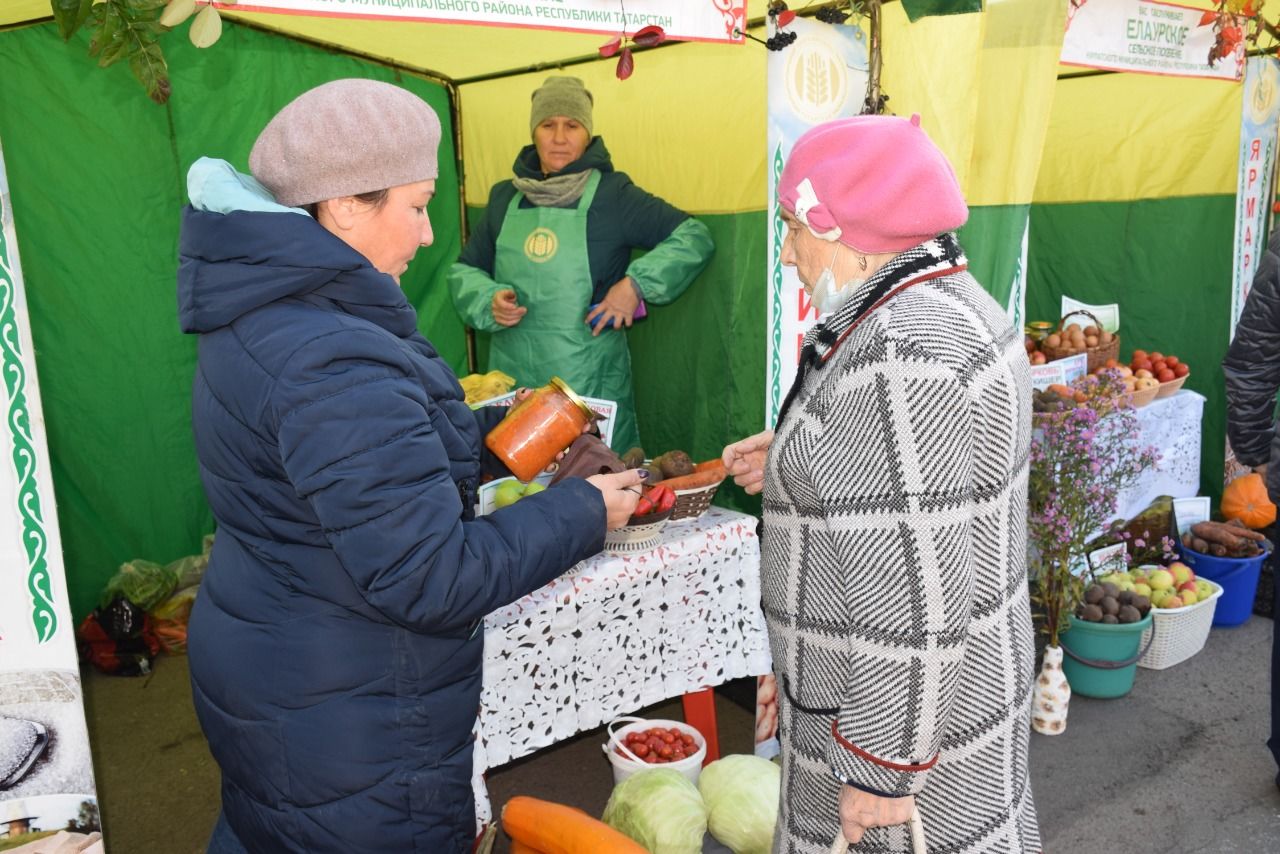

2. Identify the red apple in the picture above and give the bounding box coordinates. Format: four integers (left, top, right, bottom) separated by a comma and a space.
1174, 363, 1189, 378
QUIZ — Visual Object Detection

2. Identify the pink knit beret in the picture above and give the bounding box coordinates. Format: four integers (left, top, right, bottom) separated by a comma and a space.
778, 114, 968, 254
250, 78, 441, 207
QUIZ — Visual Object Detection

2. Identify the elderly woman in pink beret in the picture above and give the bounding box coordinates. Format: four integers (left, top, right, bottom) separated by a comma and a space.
723, 115, 1039, 853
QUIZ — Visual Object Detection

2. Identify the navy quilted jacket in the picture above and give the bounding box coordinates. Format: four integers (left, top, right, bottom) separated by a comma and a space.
178, 185, 604, 853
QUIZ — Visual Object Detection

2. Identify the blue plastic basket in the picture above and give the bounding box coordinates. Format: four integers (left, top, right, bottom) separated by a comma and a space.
1178, 547, 1268, 627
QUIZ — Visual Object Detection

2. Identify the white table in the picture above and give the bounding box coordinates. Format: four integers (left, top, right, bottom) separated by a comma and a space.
471, 507, 769, 824
1116, 390, 1206, 522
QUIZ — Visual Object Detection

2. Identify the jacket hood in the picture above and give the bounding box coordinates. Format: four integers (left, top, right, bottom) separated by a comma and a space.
513, 136, 614, 180
177, 158, 416, 336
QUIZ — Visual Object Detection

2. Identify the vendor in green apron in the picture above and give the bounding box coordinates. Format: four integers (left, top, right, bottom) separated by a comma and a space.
448, 76, 714, 452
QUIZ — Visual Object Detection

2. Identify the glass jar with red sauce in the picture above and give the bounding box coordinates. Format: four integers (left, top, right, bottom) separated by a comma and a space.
484, 376, 594, 482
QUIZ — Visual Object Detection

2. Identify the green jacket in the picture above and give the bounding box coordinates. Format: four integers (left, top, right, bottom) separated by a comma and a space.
450, 137, 713, 330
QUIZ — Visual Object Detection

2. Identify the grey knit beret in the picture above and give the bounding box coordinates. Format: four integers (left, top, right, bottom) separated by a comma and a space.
529, 76, 593, 138
249, 78, 442, 207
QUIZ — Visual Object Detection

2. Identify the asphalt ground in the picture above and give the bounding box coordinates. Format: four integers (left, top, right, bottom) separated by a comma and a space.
77, 614, 1280, 853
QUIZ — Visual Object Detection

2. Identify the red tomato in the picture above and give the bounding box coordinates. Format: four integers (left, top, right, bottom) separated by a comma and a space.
1132, 349, 1148, 361
632, 742, 650, 758
1165, 355, 1179, 367
1174, 363, 1190, 378
644, 754, 658, 764
1150, 351, 1165, 362
658, 745, 674, 759
680, 733, 695, 747
1157, 369, 1175, 383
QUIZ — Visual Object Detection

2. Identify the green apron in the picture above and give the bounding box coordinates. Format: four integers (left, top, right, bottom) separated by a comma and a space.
491, 171, 640, 451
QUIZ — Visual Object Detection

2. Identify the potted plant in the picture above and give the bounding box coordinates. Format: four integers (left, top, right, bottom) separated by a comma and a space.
1028, 370, 1159, 733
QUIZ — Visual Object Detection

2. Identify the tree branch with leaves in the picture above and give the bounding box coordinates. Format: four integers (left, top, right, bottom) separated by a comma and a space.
50, 0, 224, 104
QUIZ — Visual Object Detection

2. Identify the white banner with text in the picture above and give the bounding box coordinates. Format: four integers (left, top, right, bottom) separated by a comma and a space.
213, 0, 746, 42
1062, 0, 1246, 82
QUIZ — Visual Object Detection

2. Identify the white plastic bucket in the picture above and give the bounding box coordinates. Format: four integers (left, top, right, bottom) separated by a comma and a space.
602, 716, 706, 785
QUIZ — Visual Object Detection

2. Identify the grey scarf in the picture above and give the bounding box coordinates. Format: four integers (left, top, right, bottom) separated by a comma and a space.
511, 169, 594, 207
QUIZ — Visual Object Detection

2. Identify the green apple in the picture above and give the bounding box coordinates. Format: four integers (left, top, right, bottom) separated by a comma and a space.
522, 481, 547, 498
1148, 569, 1175, 591
1179, 588, 1198, 606
492, 479, 527, 509
1132, 583, 1152, 599
1194, 579, 1215, 599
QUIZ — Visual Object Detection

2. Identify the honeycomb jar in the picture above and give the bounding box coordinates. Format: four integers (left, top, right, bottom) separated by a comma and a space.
484, 377, 594, 482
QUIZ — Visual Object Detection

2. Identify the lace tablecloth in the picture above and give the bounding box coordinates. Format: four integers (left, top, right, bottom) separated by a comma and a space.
471, 507, 769, 824
1116, 390, 1206, 522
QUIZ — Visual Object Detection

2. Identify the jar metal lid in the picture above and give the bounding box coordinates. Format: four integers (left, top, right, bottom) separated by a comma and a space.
549, 376, 597, 423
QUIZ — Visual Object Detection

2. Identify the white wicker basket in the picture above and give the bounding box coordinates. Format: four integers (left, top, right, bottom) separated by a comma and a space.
603, 510, 671, 554
1138, 581, 1222, 670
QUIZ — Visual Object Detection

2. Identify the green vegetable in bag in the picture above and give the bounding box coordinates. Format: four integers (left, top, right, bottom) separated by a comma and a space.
602, 769, 706, 854
699, 754, 781, 854
100, 559, 178, 611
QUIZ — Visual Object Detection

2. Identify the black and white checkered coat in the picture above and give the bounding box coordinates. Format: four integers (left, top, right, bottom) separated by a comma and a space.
763, 238, 1040, 853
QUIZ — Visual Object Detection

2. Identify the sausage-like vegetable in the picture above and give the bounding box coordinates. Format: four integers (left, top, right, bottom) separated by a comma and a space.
502, 796, 648, 854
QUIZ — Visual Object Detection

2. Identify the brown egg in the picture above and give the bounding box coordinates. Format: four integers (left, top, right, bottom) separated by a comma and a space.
1084, 325, 1099, 336
1045, 333, 1062, 348
1085, 335, 1099, 347
1099, 331, 1114, 344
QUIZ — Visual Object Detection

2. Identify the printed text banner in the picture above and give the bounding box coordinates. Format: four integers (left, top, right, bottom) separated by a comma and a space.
1061, 0, 1245, 82
213, 0, 747, 43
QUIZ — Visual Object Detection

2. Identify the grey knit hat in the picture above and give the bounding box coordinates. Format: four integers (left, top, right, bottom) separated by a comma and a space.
250, 78, 441, 207
529, 76, 594, 137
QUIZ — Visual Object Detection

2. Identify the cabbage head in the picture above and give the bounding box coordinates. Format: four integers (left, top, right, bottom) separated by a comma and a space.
698, 754, 781, 854
602, 768, 706, 853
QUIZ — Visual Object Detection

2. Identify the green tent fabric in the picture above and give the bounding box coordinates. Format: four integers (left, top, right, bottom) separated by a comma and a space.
0, 21, 463, 620
1027, 195, 1234, 501
901, 0, 985, 23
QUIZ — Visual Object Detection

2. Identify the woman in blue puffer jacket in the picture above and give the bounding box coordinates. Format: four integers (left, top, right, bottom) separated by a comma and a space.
178, 79, 644, 854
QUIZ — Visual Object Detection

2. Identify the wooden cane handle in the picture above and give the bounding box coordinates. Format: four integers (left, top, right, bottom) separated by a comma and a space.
829, 806, 926, 854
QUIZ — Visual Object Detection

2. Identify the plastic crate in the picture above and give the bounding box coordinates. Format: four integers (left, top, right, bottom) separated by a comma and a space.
1137, 580, 1222, 670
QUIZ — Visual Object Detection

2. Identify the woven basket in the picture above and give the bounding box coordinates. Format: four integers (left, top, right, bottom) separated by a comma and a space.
603, 508, 672, 554
1039, 309, 1119, 373
1155, 374, 1187, 399
670, 480, 722, 521
1138, 580, 1222, 670
1127, 383, 1160, 409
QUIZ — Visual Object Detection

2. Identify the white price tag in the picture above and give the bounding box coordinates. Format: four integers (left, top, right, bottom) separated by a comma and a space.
1060, 296, 1120, 334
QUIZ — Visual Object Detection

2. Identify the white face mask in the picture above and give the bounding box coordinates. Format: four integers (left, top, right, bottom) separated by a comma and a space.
810, 245, 864, 314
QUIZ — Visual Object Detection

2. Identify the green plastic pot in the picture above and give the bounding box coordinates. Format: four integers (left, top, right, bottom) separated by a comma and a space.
1059, 611, 1155, 699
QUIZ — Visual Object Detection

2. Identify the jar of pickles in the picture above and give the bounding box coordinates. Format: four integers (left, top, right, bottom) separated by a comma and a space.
484, 377, 595, 482
1025, 321, 1054, 343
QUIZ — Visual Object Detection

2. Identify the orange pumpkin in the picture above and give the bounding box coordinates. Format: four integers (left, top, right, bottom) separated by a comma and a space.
1221, 472, 1276, 529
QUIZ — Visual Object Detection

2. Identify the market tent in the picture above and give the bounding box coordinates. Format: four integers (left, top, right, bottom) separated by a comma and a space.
0, 1, 775, 620
0, 0, 1240, 620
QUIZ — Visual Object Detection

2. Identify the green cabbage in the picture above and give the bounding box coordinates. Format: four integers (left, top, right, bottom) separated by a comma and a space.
602, 768, 706, 853
698, 754, 781, 854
